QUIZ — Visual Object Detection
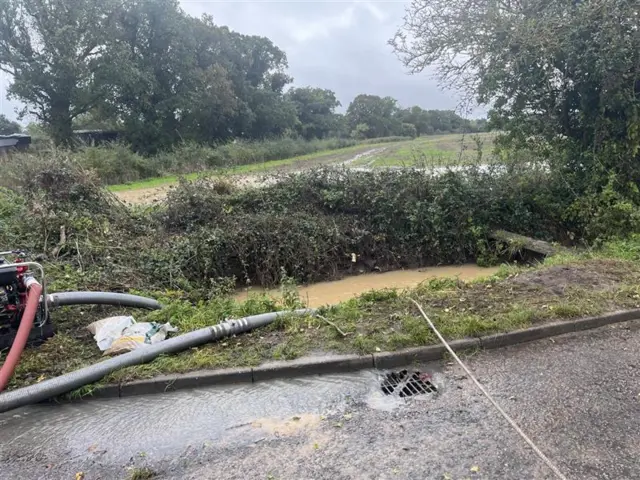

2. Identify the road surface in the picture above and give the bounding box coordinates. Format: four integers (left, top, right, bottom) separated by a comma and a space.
1, 320, 638, 479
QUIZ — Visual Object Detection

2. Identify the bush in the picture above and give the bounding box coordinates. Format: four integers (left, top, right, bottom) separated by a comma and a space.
152, 166, 571, 288
401, 123, 418, 139
3, 160, 580, 293
171, 212, 353, 286
71, 144, 160, 184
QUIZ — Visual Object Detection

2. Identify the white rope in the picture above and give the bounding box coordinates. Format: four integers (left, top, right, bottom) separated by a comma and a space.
410, 298, 569, 480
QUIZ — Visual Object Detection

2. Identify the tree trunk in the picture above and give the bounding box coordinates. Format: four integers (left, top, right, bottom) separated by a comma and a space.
48, 100, 74, 147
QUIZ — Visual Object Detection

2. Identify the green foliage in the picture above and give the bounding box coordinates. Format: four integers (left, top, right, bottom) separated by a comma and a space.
347, 95, 402, 138
1, 159, 573, 294
155, 166, 570, 288
600, 235, 640, 261
346, 96, 475, 140
350, 123, 370, 140
419, 277, 460, 292
113, 8, 296, 153
0, 114, 21, 135
401, 123, 418, 139
285, 87, 342, 140
564, 176, 640, 241
278, 269, 304, 311
0, 0, 125, 145
396, 107, 473, 136
72, 145, 158, 185
393, 0, 640, 241
0, 187, 26, 246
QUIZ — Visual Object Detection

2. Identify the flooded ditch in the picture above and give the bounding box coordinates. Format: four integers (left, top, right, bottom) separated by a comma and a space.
235, 264, 500, 307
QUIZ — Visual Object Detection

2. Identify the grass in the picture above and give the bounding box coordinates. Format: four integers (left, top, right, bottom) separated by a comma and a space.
5, 235, 640, 396
108, 140, 403, 192
355, 132, 498, 168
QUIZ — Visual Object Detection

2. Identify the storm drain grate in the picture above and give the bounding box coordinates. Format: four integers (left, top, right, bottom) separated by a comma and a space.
380, 370, 437, 397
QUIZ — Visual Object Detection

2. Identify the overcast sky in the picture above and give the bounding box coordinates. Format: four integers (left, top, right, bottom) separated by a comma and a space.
0, 0, 476, 123
182, 0, 467, 114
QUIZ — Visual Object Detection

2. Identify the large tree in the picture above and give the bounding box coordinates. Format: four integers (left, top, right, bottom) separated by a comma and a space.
219, 26, 296, 139
346, 94, 402, 138
113, 8, 296, 151
286, 87, 341, 139
391, 0, 640, 192
0, 0, 124, 145
112, 0, 204, 153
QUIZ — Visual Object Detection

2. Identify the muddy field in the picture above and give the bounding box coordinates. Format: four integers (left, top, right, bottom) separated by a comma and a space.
114, 146, 388, 204
113, 133, 496, 205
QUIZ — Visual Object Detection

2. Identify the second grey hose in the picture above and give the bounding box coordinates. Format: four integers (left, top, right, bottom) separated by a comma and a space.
0, 309, 313, 413
47, 292, 162, 310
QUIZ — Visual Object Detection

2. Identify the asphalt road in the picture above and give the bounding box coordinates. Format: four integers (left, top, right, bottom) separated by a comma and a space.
1, 320, 638, 480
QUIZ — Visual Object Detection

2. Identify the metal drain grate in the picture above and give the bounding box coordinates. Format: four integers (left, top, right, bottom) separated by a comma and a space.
380, 370, 437, 397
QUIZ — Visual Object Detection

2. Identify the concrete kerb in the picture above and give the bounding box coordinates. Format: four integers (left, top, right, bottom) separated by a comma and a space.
88, 309, 640, 399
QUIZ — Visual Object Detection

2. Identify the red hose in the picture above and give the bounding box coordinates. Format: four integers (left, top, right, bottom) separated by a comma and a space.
0, 280, 42, 392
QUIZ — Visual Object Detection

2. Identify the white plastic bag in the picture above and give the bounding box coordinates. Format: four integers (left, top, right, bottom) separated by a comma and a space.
87, 316, 135, 352
87, 316, 178, 356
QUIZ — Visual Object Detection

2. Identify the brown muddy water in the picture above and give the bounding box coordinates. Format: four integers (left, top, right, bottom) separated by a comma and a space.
235, 264, 500, 307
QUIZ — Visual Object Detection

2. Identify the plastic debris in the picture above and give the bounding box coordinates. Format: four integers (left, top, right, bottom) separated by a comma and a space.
87, 315, 177, 355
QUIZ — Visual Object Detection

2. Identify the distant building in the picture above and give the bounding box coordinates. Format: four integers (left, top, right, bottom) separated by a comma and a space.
0, 134, 31, 153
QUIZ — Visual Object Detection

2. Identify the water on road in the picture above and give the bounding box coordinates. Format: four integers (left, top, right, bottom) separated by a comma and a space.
0, 366, 444, 476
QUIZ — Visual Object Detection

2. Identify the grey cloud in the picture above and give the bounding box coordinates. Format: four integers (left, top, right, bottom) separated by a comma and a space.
182, 0, 462, 112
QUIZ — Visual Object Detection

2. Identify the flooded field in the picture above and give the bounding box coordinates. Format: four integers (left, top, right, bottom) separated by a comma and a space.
235, 264, 500, 307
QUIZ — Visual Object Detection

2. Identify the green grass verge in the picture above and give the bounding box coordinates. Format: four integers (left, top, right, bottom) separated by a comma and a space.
6, 235, 640, 397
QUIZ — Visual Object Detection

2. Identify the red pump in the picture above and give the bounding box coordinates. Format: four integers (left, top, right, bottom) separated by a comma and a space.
0, 250, 49, 392
0, 277, 41, 391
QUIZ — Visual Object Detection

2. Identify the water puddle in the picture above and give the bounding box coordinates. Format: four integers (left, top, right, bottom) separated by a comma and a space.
0, 365, 446, 466
235, 264, 499, 307
0, 370, 379, 462
339, 147, 386, 166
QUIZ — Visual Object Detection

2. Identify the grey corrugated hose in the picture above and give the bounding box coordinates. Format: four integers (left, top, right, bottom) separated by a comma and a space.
47, 291, 162, 310
0, 309, 314, 414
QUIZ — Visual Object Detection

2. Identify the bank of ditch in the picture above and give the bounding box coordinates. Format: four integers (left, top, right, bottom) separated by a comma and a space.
1, 157, 639, 394
9, 248, 640, 396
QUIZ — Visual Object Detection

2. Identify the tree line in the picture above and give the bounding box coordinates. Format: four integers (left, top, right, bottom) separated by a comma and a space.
0, 0, 484, 152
